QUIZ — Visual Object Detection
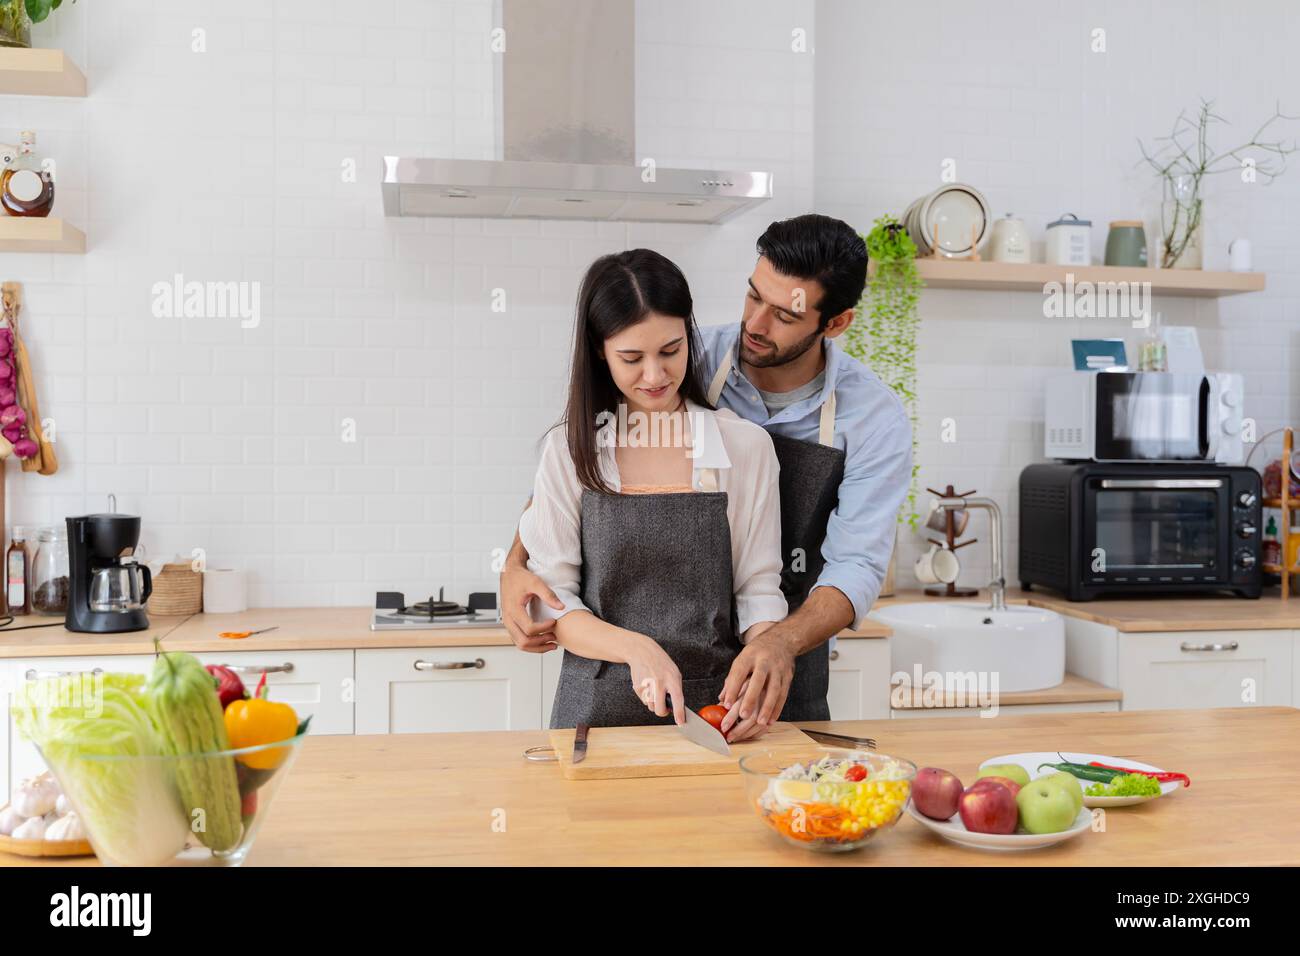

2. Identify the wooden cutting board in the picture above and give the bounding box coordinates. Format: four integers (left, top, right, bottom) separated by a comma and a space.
545, 722, 816, 780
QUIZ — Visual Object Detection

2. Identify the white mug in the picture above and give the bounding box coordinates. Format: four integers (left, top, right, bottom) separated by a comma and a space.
1228, 238, 1252, 272
202, 568, 247, 613
914, 544, 960, 585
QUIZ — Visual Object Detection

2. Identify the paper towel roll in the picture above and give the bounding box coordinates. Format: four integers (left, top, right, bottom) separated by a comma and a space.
202, 569, 247, 614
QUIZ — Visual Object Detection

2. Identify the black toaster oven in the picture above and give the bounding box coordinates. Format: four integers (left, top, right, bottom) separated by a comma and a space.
1019, 462, 1262, 600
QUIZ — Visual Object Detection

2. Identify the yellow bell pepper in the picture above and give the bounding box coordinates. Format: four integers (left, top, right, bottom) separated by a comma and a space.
224, 672, 299, 769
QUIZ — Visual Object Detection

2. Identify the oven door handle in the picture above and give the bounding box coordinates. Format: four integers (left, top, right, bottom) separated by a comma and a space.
1098, 478, 1225, 489
1201, 375, 1216, 462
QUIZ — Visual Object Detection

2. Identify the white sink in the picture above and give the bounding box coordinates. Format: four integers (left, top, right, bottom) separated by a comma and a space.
872, 602, 1065, 695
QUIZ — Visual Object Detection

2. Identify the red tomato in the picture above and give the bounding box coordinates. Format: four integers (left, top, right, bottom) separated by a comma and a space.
844, 765, 868, 782
698, 704, 728, 731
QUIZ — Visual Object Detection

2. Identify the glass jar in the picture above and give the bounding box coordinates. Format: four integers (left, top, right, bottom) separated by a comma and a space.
0, 0, 31, 49
32, 526, 70, 616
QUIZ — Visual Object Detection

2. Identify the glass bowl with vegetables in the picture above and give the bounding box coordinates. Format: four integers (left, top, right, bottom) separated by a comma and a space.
11, 650, 308, 867
740, 749, 916, 852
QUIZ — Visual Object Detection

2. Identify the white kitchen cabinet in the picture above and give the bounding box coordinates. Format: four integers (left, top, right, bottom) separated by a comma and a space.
1117, 629, 1293, 711
355, 647, 542, 734
7, 655, 154, 788
828, 639, 892, 720
195, 649, 354, 735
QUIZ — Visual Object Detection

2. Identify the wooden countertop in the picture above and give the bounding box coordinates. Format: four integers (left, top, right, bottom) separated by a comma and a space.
0, 606, 889, 659
13, 706, 1287, 867
879, 587, 1300, 632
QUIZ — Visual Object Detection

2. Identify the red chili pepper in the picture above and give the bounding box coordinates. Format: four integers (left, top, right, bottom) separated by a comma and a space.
1088, 761, 1190, 788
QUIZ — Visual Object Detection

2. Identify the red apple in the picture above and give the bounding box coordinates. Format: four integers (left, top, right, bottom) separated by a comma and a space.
969, 775, 1021, 798
958, 783, 1018, 834
912, 767, 964, 821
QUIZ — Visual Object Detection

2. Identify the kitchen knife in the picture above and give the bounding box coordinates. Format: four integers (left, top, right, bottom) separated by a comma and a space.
801, 729, 877, 750
676, 707, 731, 757
572, 723, 590, 764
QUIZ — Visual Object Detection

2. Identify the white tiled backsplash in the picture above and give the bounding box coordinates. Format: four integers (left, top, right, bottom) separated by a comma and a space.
3, 0, 1296, 604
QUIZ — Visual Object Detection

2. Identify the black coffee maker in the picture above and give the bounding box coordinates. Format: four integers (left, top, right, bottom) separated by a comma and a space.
66, 508, 152, 633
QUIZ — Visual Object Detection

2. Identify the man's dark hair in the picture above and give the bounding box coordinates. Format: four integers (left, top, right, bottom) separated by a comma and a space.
755, 214, 868, 328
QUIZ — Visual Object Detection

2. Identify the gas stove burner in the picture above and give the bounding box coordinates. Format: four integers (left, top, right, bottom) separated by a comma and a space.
372, 588, 501, 631
402, 591, 470, 618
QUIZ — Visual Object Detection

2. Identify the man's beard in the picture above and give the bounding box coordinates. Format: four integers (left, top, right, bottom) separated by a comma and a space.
740, 323, 822, 369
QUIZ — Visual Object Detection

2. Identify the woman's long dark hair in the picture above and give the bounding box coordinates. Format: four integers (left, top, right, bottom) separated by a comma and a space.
560, 249, 712, 494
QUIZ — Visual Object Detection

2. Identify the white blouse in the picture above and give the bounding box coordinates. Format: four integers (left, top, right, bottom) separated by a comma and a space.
519, 400, 788, 639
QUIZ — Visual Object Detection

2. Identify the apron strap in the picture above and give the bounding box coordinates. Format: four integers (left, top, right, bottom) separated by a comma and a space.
708, 344, 838, 447
706, 351, 731, 406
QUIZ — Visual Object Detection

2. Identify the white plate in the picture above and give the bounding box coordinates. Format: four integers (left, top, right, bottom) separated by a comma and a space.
919, 184, 990, 256
980, 752, 1183, 808
906, 800, 1093, 851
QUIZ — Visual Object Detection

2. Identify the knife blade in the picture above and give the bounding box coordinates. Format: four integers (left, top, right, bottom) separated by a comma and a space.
677, 708, 731, 757
801, 728, 877, 750
572, 723, 590, 764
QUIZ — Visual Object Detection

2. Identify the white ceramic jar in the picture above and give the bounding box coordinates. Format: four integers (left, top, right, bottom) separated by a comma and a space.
989, 214, 1031, 263
1045, 213, 1092, 266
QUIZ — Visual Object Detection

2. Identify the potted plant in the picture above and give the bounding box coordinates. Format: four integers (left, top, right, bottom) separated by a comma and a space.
1, 0, 75, 49
842, 214, 923, 595
1139, 100, 1298, 269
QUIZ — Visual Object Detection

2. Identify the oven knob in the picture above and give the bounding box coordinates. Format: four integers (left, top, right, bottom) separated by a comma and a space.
1236, 550, 1256, 570
1237, 491, 1257, 508
1237, 523, 1257, 538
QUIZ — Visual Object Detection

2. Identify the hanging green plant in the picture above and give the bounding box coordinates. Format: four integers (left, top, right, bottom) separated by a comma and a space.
842, 214, 923, 529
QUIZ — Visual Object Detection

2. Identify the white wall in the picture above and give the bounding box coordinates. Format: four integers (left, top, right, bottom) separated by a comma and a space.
3, 0, 814, 606
815, 0, 1300, 586
7, 0, 1295, 607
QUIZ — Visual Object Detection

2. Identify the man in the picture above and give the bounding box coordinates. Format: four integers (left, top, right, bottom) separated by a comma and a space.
500, 213, 912, 740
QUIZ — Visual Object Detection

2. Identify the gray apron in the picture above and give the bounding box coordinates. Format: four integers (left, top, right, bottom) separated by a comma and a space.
708, 353, 846, 722
549, 479, 740, 729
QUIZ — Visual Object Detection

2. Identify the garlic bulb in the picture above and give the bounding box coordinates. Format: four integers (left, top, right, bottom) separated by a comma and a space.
55, 793, 71, 816
0, 805, 21, 836
12, 815, 47, 840
11, 774, 58, 818
45, 812, 85, 842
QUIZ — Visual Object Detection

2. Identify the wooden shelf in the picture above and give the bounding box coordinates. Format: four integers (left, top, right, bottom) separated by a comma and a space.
0, 217, 85, 253
0, 47, 86, 97
896, 258, 1266, 298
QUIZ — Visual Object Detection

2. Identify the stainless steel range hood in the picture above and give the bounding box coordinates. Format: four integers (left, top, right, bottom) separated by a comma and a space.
381, 0, 773, 224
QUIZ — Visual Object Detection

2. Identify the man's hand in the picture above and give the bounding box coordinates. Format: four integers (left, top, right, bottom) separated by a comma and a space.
719, 628, 797, 742
500, 561, 563, 653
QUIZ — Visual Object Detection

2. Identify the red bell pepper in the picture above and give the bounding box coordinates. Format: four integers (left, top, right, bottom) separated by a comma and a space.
1088, 761, 1190, 788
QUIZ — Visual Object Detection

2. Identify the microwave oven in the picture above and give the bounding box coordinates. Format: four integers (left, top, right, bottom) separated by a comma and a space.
1045, 371, 1244, 464
1019, 462, 1262, 600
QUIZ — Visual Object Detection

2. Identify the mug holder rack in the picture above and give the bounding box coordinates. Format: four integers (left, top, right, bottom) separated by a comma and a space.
924, 484, 979, 597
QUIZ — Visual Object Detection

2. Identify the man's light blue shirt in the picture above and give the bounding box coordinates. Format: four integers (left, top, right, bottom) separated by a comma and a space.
697, 322, 912, 630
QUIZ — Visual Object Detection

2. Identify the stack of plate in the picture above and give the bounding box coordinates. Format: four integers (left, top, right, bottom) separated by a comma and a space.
902, 183, 991, 258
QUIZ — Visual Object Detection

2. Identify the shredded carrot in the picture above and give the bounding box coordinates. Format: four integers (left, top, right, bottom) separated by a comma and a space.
761, 801, 860, 843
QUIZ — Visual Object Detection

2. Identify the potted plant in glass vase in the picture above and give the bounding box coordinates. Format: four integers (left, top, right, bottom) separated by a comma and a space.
842, 215, 923, 596
1, 0, 75, 48
1140, 99, 1298, 269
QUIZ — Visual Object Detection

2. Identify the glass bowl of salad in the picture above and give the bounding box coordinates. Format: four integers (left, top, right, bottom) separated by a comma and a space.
739, 749, 917, 852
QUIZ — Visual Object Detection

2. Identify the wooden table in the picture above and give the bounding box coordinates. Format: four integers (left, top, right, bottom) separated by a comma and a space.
237, 706, 1296, 866
8, 707, 1295, 867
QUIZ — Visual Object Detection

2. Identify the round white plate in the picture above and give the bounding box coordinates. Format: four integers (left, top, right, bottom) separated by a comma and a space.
905, 800, 1093, 851
980, 752, 1183, 808
920, 184, 990, 255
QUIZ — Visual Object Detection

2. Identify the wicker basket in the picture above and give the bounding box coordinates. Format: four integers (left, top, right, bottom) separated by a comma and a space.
148, 562, 203, 615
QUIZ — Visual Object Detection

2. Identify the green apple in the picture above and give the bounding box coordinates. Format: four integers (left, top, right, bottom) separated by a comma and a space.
1016, 780, 1078, 834
976, 763, 1030, 787
1038, 771, 1084, 814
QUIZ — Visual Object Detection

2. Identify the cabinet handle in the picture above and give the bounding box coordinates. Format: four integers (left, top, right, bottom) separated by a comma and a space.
829, 650, 840, 661
220, 663, 296, 675
1179, 641, 1239, 652
414, 658, 485, 671
24, 667, 104, 680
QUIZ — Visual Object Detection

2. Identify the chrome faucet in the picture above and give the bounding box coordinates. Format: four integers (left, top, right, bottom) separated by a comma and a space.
935, 496, 1006, 611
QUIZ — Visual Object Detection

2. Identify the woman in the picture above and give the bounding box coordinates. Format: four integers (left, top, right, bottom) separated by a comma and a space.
520, 249, 787, 731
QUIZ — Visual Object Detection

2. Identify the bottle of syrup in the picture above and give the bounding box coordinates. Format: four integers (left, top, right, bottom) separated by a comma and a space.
7, 526, 31, 615
0, 131, 55, 217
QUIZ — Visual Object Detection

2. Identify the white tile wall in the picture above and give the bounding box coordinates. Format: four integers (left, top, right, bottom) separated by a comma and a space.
5, 0, 1295, 605
815, 0, 1300, 585
3, 0, 815, 606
